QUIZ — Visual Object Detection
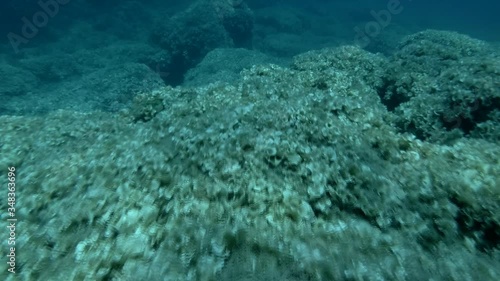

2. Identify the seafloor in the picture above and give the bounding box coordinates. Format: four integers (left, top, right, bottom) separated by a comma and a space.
0, 1, 499, 281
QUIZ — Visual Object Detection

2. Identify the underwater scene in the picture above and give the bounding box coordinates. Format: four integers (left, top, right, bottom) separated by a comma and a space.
0, 0, 499, 280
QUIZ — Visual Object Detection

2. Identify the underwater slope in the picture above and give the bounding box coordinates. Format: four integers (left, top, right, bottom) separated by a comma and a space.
0, 31, 499, 280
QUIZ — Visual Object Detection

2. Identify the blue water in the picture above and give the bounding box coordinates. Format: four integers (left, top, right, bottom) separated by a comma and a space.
0, 1, 499, 280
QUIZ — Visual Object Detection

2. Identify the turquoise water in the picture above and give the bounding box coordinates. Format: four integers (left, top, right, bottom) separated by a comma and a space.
0, 1, 499, 280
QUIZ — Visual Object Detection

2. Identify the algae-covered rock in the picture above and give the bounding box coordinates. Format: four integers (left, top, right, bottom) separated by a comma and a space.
150, 0, 254, 85
381, 30, 500, 142
1, 31, 499, 281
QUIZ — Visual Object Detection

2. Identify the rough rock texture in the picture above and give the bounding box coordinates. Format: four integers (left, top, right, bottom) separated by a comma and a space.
183, 48, 287, 87
150, 0, 254, 85
1, 42, 167, 115
0, 34, 499, 281
380, 30, 500, 143
0, 63, 38, 97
